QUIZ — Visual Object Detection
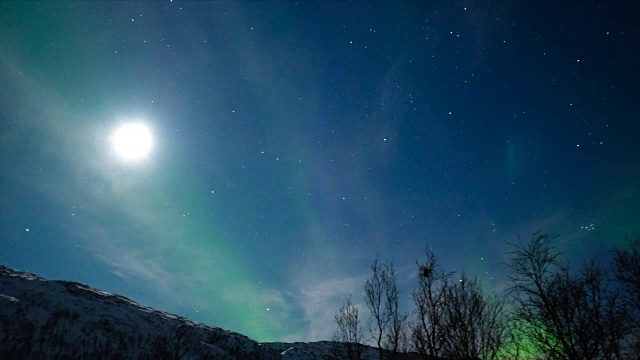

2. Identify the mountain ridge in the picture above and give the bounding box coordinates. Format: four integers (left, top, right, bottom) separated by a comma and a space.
0, 264, 405, 359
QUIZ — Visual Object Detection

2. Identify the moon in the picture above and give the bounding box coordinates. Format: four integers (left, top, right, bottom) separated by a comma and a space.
110, 122, 154, 162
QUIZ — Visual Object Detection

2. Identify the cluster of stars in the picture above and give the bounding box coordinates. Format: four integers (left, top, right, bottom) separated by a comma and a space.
581, 223, 596, 232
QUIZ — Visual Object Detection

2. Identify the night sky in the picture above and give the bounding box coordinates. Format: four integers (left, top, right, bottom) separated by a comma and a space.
0, 1, 638, 342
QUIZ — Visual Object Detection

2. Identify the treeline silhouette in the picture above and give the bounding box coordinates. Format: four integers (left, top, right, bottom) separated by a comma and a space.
332, 233, 640, 360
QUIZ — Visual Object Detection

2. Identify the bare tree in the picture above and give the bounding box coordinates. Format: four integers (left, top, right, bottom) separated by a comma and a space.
364, 258, 406, 360
499, 317, 528, 360
365, 258, 390, 360
383, 263, 409, 359
613, 236, 640, 357
507, 232, 626, 360
148, 324, 191, 360
411, 249, 453, 359
440, 273, 507, 360
614, 237, 640, 321
333, 295, 365, 360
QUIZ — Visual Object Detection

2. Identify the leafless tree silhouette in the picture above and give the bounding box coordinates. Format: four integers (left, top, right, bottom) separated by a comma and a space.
441, 273, 507, 360
149, 324, 191, 360
332, 295, 365, 360
614, 236, 640, 357
507, 232, 627, 360
364, 258, 407, 360
411, 249, 453, 359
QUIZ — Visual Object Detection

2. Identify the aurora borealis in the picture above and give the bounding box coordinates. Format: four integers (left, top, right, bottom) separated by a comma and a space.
0, 1, 638, 342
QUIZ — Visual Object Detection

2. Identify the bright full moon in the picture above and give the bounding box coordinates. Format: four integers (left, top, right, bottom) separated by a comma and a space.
110, 122, 153, 162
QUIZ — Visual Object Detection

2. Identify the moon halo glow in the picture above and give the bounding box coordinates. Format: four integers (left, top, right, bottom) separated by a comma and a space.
110, 122, 154, 162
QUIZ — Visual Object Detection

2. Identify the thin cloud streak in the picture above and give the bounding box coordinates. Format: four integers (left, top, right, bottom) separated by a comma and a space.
295, 275, 369, 342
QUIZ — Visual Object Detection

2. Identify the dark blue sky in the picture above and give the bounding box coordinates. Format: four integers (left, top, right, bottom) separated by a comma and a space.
0, 1, 638, 341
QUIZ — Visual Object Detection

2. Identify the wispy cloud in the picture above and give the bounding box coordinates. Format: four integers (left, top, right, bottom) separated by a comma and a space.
72, 226, 176, 295
293, 274, 369, 342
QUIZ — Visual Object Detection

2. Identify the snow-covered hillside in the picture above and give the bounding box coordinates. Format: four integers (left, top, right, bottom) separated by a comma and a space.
0, 265, 411, 359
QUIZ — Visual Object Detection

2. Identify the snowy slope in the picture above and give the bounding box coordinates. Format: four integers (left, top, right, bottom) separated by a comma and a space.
0, 265, 411, 359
